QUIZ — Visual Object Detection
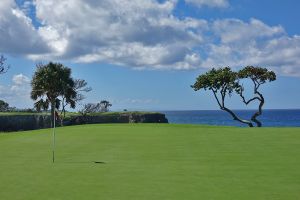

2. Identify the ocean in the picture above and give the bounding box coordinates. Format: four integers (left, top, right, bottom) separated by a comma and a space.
161, 109, 300, 127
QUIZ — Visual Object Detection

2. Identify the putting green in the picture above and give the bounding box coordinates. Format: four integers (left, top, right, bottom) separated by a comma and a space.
1, 124, 300, 200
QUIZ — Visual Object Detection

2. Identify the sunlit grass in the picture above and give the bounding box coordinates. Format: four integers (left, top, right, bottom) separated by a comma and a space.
1, 124, 300, 200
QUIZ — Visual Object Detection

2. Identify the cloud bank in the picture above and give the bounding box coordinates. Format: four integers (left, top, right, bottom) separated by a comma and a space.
0, 0, 300, 76
0, 74, 31, 107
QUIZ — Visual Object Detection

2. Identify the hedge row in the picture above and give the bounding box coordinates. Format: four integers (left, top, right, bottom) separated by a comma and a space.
0, 113, 168, 132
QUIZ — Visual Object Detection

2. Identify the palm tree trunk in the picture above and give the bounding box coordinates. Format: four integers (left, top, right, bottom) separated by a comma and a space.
51, 101, 55, 128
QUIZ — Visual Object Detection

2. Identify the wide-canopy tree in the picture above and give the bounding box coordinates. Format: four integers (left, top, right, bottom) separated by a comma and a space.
192, 66, 276, 127
236, 66, 276, 127
31, 62, 77, 126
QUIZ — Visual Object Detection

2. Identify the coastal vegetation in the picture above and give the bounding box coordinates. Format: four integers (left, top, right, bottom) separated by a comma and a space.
192, 66, 276, 127
31, 62, 78, 125
0, 111, 168, 132
79, 100, 112, 116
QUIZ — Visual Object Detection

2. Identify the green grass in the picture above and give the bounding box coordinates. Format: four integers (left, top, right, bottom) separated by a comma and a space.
1, 124, 300, 200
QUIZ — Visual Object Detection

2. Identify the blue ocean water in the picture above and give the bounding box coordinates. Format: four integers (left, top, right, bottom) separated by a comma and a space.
161, 109, 300, 127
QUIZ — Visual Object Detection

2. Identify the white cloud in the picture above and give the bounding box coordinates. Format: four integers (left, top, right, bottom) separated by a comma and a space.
185, 0, 229, 8
0, 0, 50, 55
38, 25, 68, 54
0, 0, 300, 76
0, 74, 32, 108
212, 18, 284, 44
199, 19, 300, 76
30, 0, 205, 69
12, 74, 31, 85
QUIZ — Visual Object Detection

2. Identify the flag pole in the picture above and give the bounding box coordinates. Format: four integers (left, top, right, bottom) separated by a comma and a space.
52, 109, 56, 163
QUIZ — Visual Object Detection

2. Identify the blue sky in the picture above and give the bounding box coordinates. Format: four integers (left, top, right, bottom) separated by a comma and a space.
0, 0, 300, 111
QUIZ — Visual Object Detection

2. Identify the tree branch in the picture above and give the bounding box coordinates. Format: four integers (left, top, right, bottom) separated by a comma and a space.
238, 87, 261, 105
212, 90, 222, 108
214, 89, 254, 127
221, 86, 227, 107
250, 89, 264, 127
221, 106, 254, 127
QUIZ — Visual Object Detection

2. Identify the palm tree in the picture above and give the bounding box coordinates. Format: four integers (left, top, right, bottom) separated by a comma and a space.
31, 62, 77, 126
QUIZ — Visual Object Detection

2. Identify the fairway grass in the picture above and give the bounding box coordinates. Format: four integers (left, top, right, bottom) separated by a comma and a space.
1, 124, 300, 200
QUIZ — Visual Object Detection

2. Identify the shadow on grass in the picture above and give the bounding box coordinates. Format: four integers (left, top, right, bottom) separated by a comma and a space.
54, 161, 106, 164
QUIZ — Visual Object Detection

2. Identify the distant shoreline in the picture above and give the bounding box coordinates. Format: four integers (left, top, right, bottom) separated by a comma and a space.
161, 110, 300, 127
156, 108, 300, 112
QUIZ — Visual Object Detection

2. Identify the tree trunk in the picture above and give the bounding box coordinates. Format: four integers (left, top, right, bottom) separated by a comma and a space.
51, 100, 55, 128
251, 92, 264, 127
212, 91, 254, 127
222, 107, 254, 127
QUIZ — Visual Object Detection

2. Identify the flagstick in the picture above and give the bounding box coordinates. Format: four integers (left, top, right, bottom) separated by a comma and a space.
52, 110, 56, 163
